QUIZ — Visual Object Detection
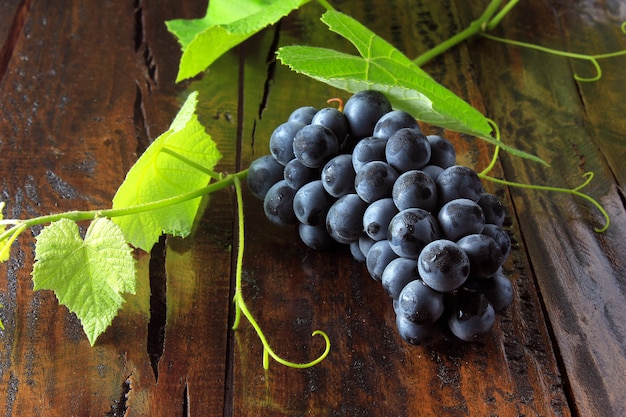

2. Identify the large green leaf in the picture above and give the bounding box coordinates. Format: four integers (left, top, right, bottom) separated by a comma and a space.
111, 91, 222, 252
32, 218, 136, 345
277, 10, 544, 163
167, 0, 310, 82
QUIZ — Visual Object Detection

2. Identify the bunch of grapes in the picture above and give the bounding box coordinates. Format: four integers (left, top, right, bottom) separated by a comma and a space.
246, 90, 513, 346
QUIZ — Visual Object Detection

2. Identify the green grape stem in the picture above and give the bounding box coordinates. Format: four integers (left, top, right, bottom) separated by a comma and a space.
231, 176, 331, 370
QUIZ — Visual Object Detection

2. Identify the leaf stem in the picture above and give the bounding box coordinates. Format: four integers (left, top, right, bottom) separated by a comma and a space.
231, 176, 331, 370
160, 146, 222, 179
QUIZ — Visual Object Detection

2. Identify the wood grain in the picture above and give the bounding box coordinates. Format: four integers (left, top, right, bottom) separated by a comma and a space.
0, 0, 624, 416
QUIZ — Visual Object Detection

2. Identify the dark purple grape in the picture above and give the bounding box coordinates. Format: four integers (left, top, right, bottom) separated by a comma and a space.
418, 239, 470, 292
363, 198, 398, 241
358, 235, 376, 258
246, 155, 284, 200
326, 194, 368, 244
447, 289, 496, 341
395, 313, 441, 346
269, 121, 305, 165
299, 223, 335, 250
456, 234, 503, 278
343, 90, 392, 139
355, 161, 398, 203
436, 165, 485, 205
396, 279, 445, 324
350, 240, 366, 262
292, 124, 339, 168
288, 106, 318, 124
481, 224, 511, 262
283, 158, 318, 189
464, 269, 513, 312
263, 180, 298, 227
365, 239, 399, 282
477, 193, 506, 228
421, 164, 444, 181
293, 180, 335, 226
387, 208, 440, 259
351, 136, 388, 172
392, 170, 437, 212
381, 258, 419, 299
438, 198, 485, 241
321, 154, 356, 197
385, 128, 431, 172
426, 135, 456, 169
312, 107, 349, 147
373, 110, 421, 140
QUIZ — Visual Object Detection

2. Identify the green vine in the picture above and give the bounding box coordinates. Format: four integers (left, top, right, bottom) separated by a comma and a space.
231, 177, 331, 370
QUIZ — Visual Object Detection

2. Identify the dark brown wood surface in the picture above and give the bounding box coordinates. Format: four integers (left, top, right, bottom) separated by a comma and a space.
0, 1, 624, 416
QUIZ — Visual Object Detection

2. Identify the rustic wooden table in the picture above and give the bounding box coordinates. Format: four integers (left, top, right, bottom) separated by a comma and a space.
1, 0, 625, 416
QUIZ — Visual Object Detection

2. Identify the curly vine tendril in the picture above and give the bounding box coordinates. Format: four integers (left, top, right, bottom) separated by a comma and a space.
478, 121, 610, 233
481, 21, 626, 83
231, 177, 331, 370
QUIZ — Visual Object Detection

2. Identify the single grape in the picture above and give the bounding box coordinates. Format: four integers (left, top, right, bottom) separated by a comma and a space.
436, 165, 485, 205
464, 269, 513, 312
342, 90, 392, 139
246, 155, 284, 200
311, 107, 349, 147
447, 288, 496, 341
373, 110, 421, 140
365, 239, 399, 282
350, 240, 366, 262
299, 223, 335, 250
293, 180, 335, 226
263, 180, 298, 227
326, 194, 368, 244
321, 154, 356, 197
388, 208, 440, 259
381, 258, 420, 299
292, 124, 339, 168
385, 128, 431, 172
392, 170, 437, 212
456, 233, 503, 278
396, 279, 445, 324
421, 164, 444, 182
426, 135, 456, 169
351, 136, 388, 172
477, 193, 506, 228
283, 158, 318, 189
354, 161, 398, 203
481, 224, 511, 262
269, 121, 305, 165
395, 313, 441, 346
359, 235, 376, 259
363, 198, 398, 241
288, 106, 318, 125
438, 198, 485, 241
418, 239, 470, 292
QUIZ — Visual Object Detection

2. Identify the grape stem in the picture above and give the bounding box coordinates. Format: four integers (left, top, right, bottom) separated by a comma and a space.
231, 176, 331, 370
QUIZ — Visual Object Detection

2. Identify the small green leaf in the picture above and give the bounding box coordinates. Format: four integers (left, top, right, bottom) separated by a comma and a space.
112, 91, 222, 252
32, 218, 136, 345
277, 10, 545, 164
167, 0, 310, 82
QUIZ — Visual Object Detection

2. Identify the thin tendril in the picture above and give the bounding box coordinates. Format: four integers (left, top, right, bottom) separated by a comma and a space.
479, 119, 502, 176
485, 0, 520, 31
231, 176, 331, 370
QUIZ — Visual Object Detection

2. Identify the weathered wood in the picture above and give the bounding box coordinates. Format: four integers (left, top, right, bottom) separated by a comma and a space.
455, 1, 626, 416
0, 0, 624, 416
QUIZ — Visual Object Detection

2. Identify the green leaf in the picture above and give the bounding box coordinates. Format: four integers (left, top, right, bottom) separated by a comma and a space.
277, 10, 545, 164
167, 0, 310, 82
112, 91, 222, 252
32, 218, 136, 345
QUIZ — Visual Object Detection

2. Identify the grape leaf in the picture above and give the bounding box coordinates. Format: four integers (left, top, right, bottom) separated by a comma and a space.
32, 218, 135, 345
277, 10, 544, 164
166, 0, 310, 82
112, 91, 222, 252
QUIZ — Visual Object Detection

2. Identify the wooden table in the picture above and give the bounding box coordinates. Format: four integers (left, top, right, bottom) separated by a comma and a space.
1, 0, 625, 416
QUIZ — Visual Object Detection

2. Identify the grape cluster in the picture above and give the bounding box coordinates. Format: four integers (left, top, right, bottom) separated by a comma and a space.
247, 90, 513, 346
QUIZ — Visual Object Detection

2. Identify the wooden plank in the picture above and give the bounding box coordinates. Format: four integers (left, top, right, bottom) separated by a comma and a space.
0, 1, 153, 415
0, 0, 25, 78
454, 1, 626, 416
230, 1, 572, 415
